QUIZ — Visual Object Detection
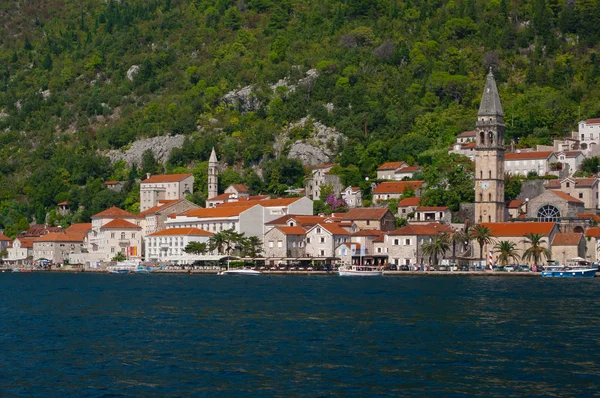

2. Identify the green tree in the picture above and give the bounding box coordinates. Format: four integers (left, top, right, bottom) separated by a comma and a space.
112, 252, 126, 262
240, 236, 263, 258
421, 233, 451, 265
141, 149, 162, 177
184, 241, 208, 255
421, 153, 475, 211
494, 240, 521, 267
470, 225, 495, 262
522, 233, 551, 268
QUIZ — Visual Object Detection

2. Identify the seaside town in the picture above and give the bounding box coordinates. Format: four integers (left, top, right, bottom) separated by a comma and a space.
2, 70, 600, 274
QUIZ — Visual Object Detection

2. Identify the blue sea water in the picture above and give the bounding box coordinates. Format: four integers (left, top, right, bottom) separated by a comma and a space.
0, 273, 599, 397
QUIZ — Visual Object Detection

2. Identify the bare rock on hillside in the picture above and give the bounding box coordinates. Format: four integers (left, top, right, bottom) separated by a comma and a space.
104, 135, 186, 166
222, 85, 261, 113
276, 117, 345, 166
127, 65, 140, 81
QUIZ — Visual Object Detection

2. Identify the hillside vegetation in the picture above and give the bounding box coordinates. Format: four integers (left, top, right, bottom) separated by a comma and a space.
1, 0, 600, 233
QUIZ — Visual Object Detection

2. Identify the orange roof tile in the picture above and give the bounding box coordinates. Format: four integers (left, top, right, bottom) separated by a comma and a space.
508, 200, 525, 209
141, 173, 193, 183
176, 204, 257, 218
148, 227, 212, 237
207, 192, 233, 201
546, 178, 597, 188
416, 206, 448, 211
217, 197, 303, 208
457, 130, 477, 137
17, 237, 37, 248
229, 184, 249, 192
377, 161, 406, 171
65, 223, 92, 235
58, 201, 68, 206
388, 223, 453, 236
552, 233, 583, 246
585, 227, 600, 238
480, 222, 556, 237
555, 151, 583, 158
0, 233, 11, 241
93, 206, 136, 218
265, 215, 328, 226
101, 218, 141, 229
585, 118, 600, 124
104, 181, 119, 185
505, 151, 554, 160
351, 230, 383, 237
342, 208, 391, 220
34, 232, 84, 243
398, 197, 421, 207
373, 181, 425, 194
274, 226, 307, 235
577, 214, 600, 222
549, 190, 584, 204
311, 223, 350, 236
138, 199, 186, 217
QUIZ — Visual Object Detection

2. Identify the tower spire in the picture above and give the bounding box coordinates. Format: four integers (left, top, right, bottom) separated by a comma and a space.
208, 147, 218, 200
478, 68, 503, 117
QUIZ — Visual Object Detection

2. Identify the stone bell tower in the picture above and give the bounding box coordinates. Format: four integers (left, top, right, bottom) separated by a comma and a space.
475, 68, 505, 223
208, 147, 218, 200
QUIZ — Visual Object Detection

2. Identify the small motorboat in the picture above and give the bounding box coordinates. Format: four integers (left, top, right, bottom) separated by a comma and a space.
217, 268, 261, 275
338, 264, 383, 276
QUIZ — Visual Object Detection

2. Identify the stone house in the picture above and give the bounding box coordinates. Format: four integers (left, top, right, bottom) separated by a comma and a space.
0, 233, 11, 252
554, 151, 585, 176
33, 232, 85, 264
264, 214, 331, 233
263, 226, 307, 259
138, 199, 199, 236
6, 237, 36, 263
376, 162, 408, 180
140, 173, 194, 212
372, 181, 425, 202
585, 227, 600, 261
526, 190, 585, 221
305, 223, 350, 258
507, 200, 527, 219
98, 219, 143, 261
576, 118, 600, 156
545, 178, 599, 211
334, 230, 387, 266
384, 223, 454, 266
341, 208, 397, 232
413, 206, 452, 224
145, 227, 213, 264
397, 197, 420, 219
305, 164, 343, 201
504, 151, 558, 176
341, 186, 362, 208
551, 233, 585, 266
206, 184, 257, 207
394, 166, 422, 180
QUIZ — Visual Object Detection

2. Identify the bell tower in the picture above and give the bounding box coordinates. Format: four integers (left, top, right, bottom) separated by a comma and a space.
475, 68, 505, 223
208, 147, 218, 200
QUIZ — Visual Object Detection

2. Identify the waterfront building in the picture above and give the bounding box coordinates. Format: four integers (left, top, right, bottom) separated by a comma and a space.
584, 227, 600, 261
304, 223, 350, 259
166, 203, 263, 237
383, 223, 454, 267
32, 232, 85, 264
372, 181, 424, 202
341, 208, 397, 232
140, 173, 194, 212
551, 232, 585, 266
144, 227, 213, 264
263, 226, 307, 259
6, 237, 35, 264
475, 68, 505, 223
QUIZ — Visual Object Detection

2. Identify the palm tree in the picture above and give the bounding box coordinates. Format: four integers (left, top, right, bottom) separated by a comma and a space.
494, 241, 521, 267
421, 233, 451, 266
522, 233, 551, 268
470, 225, 495, 262
451, 223, 472, 265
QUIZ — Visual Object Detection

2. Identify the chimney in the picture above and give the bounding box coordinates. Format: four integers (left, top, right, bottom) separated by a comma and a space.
146, 173, 151, 179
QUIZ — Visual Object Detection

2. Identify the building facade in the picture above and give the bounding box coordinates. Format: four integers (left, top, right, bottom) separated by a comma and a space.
140, 174, 194, 212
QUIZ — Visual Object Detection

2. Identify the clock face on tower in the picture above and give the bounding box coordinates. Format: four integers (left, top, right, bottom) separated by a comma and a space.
480, 182, 489, 190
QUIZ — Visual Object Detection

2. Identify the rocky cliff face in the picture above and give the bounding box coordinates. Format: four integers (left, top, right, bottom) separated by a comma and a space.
104, 135, 186, 165
275, 117, 345, 166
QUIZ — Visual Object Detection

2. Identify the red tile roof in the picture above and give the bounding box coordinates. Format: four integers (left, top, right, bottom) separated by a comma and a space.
34, 232, 84, 243
377, 161, 406, 171
207, 193, 233, 201
58, 201, 68, 206
373, 181, 425, 194
21, 225, 62, 238
546, 178, 597, 188
217, 197, 302, 208
342, 208, 391, 221
508, 200, 525, 209
585, 118, 600, 124
398, 197, 420, 207
548, 190, 584, 204
274, 226, 307, 235
351, 230, 383, 237
457, 130, 477, 138
148, 227, 212, 237
229, 184, 249, 193
555, 151, 583, 158
311, 223, 350, 236
265, 214, 329, 226
17, 237, 36, 248
175, 204, 257, 218
388, 223, 453, 236
141, 173, 193, 183
480, 222, 556, 237
552, 233, 583, 246
416, 206, 449, 211
65, 223, 92, 235
585, 227, 600, 238
138, 199, 185, 217
505, 151, 554, 160
93, 206, 136, 218
101, 219, 141, 229
578, 214, 600, 222
0, 233, 11, 241
461, 142, 477, 149
104, 181, 119, 185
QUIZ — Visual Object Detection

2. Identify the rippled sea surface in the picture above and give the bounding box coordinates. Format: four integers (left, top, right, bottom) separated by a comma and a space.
1, 274, 599, 397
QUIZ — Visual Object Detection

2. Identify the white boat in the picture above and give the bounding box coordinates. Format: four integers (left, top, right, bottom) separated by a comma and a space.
338, 264, 383, 276
218, 268, 261, 275
107, 261, 139, 274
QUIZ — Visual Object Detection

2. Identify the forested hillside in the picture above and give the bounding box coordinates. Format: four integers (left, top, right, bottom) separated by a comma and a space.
1, 0, 600, 234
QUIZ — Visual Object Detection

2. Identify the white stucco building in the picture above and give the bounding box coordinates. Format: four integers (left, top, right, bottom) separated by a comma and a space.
144, 227, 213, 264
140, 173, 194, 212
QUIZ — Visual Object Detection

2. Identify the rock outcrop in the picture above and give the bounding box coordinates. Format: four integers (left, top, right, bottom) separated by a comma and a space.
221, 85, 261, 113
104, 135, 186, 165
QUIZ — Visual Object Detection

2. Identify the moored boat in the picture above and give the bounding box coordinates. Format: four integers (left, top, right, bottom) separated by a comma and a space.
541, 260, 596, 278
218, 268, 261, 275
338, 264, 383, 276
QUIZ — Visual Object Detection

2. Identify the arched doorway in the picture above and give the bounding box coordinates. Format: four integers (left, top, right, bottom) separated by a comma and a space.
573, 226, 584, 234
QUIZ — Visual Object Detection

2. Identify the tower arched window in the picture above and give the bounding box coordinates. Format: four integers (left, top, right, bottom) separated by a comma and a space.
480, 131, 485, 145
488, 193, 492, 201
489, 170, 492, 178
479, 193, 483, 201
480, 171, 483, 179
489, 131, 494, 145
